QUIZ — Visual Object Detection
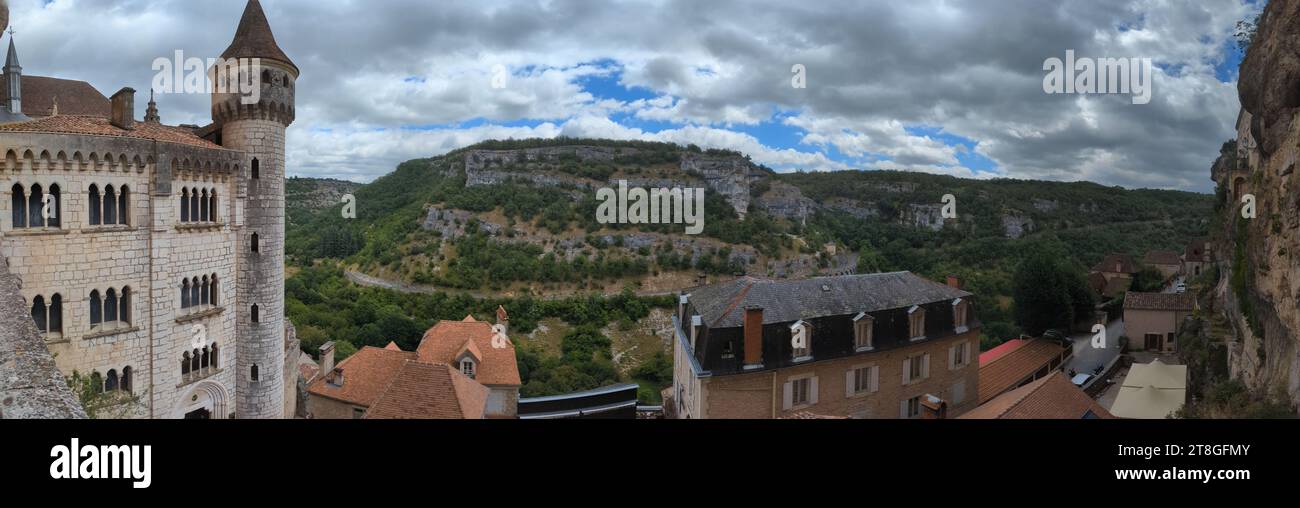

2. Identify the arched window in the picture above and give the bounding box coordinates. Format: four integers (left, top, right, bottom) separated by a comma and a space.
190, 188, 199, 224
201, 276, 210, 306
122, 366, 132, 393
251, 158, 260, 179
88, 184, 102, 226
190, 277, 201, 308
28, 183, 43, 228
251, 232, 259, 253
210, 275, 219, 306
251, 304, 260, 323
200, 189, 209, 222
48, 184, 61, 228
103, 185, 117, 225
10, 183, 26, 228
209, 190, 217, 222
120, 287, 131, 325
191, 349, 201, 373
31, 295, 47, 333
182, 352, 191, 375
251, 364, 259, 381
180, 187, 190, 223
181, 279, 192, 309
105, 369, 119, 392
89, 290, 103, 326
210, 343, 219, 369
262, 69, 272, 86
118, 185, 129, 226
104, 288, 119, 323
50, 294, 63, 334
201, 346, 210, 369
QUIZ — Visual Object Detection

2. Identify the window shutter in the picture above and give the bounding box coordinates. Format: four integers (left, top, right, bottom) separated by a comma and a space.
900, 399, 909, 419
810, 377, 819, 405
963, 343, 971, 366
922, 354, 931, 379
846, 370, 856, 397
948, 346, 956, 370
870, 366, 880, 393
782, 382, 793, 410
902, 359, 911, 384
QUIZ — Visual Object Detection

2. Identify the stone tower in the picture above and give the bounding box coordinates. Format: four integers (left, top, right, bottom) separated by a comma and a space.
212, 0, 297, 419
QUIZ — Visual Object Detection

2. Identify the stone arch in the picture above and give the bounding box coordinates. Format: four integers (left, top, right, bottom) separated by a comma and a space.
118, 154, 129, 171
88, 152, 101, 171
38, 150, 51, 171
1233, 176, 1247, 199
5, 149, 17, 171
102, 152, 116, 171
171, 380, 229, 420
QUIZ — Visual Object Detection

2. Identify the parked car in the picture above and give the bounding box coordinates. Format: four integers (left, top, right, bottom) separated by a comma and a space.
1175, 283, 1187, 294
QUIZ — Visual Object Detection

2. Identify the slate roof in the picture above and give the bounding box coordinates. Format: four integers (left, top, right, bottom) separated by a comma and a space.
960, 372, 1114, 419
0, 114, 225, 149
686, 272, 971, 329
0, 74, 110, 118
977, 338, 1069, 404
1123, 292, 1194, 312
221, 0, 298, 74
364, 361, 488, 420
1143, 250, 1182, 266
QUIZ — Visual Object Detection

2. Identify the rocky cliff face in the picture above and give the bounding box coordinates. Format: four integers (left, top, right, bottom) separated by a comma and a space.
0, 253, 86, 419
1212, 0, 1300, 408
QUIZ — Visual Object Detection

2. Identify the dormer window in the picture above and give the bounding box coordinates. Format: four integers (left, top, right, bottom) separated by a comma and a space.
952, 298, 970, 334
460, 359, 476, 379
690, 315, 703, 350
791, 320, 812, 361
853, 312, 874, 351
908, 305, 927, 341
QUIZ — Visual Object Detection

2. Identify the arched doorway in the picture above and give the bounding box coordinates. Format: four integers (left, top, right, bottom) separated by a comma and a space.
172, 380, 230, 420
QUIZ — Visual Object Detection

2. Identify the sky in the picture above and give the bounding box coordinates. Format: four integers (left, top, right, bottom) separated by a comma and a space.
5, 0, 1265, 192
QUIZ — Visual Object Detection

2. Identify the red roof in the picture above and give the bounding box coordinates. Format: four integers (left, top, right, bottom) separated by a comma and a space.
980, 338, 1028, 366
416, 316, 521, 387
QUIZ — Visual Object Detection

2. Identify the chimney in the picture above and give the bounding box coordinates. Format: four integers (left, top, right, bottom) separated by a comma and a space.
921, 395, 948, 420
946, 276, 962, 289
495, 305, 509, 335
110, 87, 135, 131
319, 341, 336, 383
743, 306, 764, 368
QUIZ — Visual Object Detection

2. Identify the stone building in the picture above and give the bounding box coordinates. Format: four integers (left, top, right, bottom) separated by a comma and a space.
668, 272, 980, 419
0, 0, 298, 419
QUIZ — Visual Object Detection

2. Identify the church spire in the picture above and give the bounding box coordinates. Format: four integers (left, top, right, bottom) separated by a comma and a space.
145, 89, 160, 123
221, 0, 298, 75
2, 27, 29, 122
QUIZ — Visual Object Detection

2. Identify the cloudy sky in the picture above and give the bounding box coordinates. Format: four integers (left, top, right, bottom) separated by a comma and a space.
6, 0, 1263, 191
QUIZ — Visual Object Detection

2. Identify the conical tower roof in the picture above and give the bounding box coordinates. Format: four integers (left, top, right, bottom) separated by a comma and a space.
220, 0, 297, 75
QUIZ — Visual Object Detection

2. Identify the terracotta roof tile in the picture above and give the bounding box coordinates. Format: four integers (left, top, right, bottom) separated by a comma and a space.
0, 114, 224, 149
977, 338, 1069, 404
221, 0, 298, 73
306, 346, 416, 407
417, 317, 521, 387
364, 361, 489, 419
960, 372, 1115, 419
384, 341, 402, 351
1091, 254, 1138, 274
1143, 250, 1182, 266
1123, 292, 1195, 312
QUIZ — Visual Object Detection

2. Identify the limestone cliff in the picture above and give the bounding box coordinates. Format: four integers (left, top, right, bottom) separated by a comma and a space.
1211, 0, 1300, 408
0, 252, 86, 419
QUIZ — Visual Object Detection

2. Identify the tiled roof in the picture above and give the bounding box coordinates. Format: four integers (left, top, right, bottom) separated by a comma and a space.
979, 338, 1028, 366
1103, 276, 1133, 299
687, 272, 970, 329
960, 372, 1115, 419
0, 114, 224, 149
781, 411, 849, 420
0, 74, 110, 117
1087, 272, 1109, 295
384, 341, 402, 351
1123, 292, 1195, 312
364, 361, 489, 420
417, 316, 521, 387
1091, 254, 1138, 274
1185, 238, 1210, 263
977, 338, 1069, 404
306, 346, 416, 407
221, 0, 298, 74
1143, 250, 1182, 266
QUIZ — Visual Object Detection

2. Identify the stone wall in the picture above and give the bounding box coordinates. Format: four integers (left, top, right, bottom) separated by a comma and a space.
0, 251, 86, 419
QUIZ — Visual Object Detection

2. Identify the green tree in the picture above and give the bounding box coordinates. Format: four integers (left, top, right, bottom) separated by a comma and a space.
1013, 246, 1093, 336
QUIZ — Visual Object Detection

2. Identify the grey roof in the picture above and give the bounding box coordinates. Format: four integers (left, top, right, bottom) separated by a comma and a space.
686, 272, 972, 329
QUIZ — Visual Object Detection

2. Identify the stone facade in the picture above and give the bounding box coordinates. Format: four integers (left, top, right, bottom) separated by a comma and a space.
0, 0, 298, 419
